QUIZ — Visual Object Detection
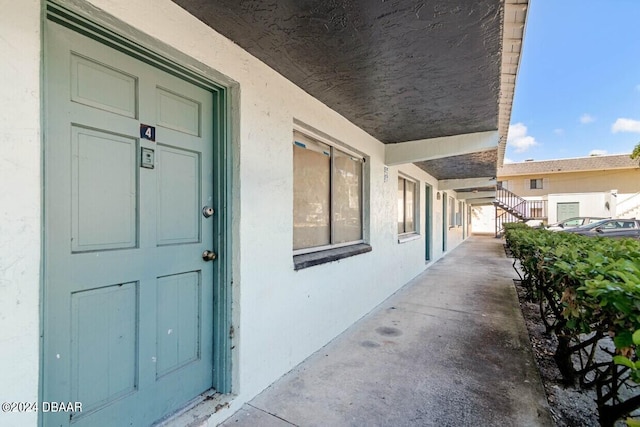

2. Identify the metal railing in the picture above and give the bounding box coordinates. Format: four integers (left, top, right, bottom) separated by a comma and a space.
494, 185, 547, 236
617, 191, 640, 218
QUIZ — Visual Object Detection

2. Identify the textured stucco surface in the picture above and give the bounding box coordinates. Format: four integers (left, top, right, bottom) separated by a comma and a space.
416, 149, 498, 181
171, 0, 503, 145
3, 1, 470, 425
0, 2, 41, 426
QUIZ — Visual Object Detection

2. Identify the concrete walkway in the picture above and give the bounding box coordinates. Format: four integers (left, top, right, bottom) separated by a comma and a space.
220, 236, 553, 427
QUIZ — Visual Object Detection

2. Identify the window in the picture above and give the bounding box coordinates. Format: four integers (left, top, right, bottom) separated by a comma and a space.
530, 178, 543, 189
398, 176, 417, 234
457, 201, 463, 226
293, 131, 363, 252
448, 197, 455, 228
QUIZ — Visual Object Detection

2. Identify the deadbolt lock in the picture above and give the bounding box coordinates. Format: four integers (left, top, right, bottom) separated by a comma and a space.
202, 206, 214, 218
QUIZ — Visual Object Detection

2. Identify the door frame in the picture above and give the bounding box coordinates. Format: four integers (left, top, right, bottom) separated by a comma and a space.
442, 191, 448, 252
41, 0, 235, 414
425, 184, 432, 261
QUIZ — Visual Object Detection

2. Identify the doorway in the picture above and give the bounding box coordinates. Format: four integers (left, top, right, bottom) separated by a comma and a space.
43, 9, 231, 426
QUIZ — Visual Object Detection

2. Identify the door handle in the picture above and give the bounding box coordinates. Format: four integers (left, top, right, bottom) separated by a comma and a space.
202, 250, 217, 261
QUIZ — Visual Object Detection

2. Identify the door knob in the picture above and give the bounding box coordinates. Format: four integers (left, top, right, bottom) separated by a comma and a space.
202, 250, 217, 261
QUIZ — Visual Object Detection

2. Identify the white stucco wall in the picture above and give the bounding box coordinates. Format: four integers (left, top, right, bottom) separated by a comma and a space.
0, 2, 42, 426
546, 193, 609, 224
1, 1, 470, 425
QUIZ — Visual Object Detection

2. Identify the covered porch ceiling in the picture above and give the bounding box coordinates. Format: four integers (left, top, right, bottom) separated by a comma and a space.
171, 0, 528, 198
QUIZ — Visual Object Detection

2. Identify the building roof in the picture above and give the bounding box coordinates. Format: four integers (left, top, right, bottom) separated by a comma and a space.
498, 154, 639, 176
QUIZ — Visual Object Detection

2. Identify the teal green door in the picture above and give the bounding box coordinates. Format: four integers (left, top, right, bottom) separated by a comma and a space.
442, 192, 448, 251
557, 202, 579, 222
44, 21, 215, 426
425, 184, 432, 260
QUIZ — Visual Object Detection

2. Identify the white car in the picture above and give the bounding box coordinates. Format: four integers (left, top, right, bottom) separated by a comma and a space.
546, 216, 606, 231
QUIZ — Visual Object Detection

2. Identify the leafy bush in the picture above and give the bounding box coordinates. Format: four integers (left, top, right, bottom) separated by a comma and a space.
504, 225, 640, 426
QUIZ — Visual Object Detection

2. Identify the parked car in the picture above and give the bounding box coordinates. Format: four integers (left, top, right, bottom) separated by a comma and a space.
560, 218, 640, 239
546, 216, 606, 231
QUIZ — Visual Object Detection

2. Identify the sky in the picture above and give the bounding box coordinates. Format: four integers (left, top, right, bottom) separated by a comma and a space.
505, 0, 640, 163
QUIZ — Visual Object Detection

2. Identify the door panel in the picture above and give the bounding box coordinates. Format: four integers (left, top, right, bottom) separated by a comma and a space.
157, 87, 202, 135
70, 283, 138, 412
156, 145, 201, 245
156, 272, 201, 378
70, 53, 138, 118
71, 126, 138, 252
45, 21, 215, 427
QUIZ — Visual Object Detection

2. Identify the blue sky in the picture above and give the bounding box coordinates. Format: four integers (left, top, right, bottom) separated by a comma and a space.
506, 0, 640, 163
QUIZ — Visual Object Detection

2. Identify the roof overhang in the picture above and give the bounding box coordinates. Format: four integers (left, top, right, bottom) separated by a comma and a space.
438, 177, 497, 191
466, 198, 497, 206
457, 191, 496, 200
171, 0, 528, 191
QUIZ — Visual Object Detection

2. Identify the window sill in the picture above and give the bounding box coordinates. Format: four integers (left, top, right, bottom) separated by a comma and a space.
398, 233, 421, 244
294, 243, 372, 271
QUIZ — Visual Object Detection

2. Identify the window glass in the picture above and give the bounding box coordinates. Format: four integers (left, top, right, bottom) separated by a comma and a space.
449, 197, 455, 227
405, 179, 415, 232
397, 179, 405, 234
333, 149, 362, 243
293, 131, 364, 252
530, 178, 543, 189
293, 139, 330, 250
398, 176, 416, 234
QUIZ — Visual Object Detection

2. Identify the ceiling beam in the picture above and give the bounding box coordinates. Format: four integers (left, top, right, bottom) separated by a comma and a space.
466, 198, 496, 205
438, 177, 496, 191
457, 191, 496, 200
385, 130, 498, 166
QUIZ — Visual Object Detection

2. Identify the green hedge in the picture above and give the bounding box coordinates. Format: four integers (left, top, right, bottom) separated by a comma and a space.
504, 223, 640, 426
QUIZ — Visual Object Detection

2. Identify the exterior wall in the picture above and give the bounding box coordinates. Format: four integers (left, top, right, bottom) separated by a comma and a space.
545, 193, 608, 224
1, 1, 471, 425
501, 169, 640, 224
0, 2, 42, 426
501, 169, 640, 198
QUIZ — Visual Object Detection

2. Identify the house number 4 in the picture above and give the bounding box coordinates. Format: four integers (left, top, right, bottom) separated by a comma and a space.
140, 124, 156, 142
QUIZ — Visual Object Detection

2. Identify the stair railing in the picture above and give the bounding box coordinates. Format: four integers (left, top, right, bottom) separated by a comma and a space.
495, 185, 528, 218
494, 185, 548, 236
616, 191, 640, 218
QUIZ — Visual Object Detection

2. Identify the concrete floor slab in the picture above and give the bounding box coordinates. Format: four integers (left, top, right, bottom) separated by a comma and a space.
220, 236, 553, 427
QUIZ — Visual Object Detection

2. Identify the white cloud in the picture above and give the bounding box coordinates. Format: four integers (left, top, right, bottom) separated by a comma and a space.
589, 149, 607, 156
503, 157, 514, 164
553, 128, 564, 135
507, 123, 538, 153
580, 113, 595, 124
612, 118, 640, 133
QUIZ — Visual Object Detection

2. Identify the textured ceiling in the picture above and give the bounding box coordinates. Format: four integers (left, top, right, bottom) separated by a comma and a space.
416, 149, 498, 180
172, 0, 510, 182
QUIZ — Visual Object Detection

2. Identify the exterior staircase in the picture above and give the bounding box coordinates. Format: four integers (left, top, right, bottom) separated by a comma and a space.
494, 185, 547, 237
617, 192, 640, 219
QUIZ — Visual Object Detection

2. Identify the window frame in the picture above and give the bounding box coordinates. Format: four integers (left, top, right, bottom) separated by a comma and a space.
457, 201, 464, 227
448, 196, 456, 229
292, 130, 365, 256
397, 173, 419, 237
530, 178, 543, 190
